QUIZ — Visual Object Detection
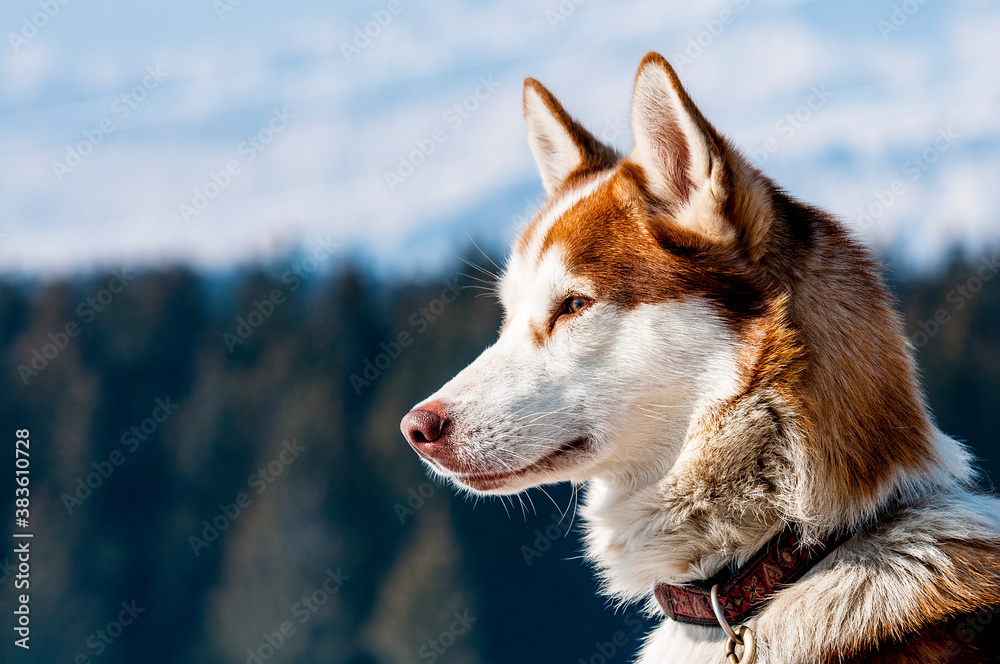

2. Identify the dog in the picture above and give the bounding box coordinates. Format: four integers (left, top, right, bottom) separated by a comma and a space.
400, 53, 1000, 663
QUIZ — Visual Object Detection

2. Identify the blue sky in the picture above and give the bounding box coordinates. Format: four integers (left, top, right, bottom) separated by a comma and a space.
1, 0, 998, 276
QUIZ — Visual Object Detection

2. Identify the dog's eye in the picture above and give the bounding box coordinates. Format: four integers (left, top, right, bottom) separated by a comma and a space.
549, 295, 594, 333
561, 296, 592, 317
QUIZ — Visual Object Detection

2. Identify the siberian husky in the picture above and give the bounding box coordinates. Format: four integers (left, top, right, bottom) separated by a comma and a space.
400, 53, 1000, 663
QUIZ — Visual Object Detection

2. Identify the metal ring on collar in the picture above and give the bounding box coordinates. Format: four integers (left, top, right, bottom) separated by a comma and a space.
710, 584, 742, 645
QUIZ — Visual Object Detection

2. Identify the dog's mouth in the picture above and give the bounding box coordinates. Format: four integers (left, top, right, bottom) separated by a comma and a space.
453, 437, 590, 492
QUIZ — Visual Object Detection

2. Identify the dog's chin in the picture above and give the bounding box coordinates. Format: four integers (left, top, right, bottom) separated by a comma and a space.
445, 437, 591, 495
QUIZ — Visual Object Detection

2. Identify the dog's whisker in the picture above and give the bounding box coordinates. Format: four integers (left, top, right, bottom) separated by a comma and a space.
634, 412, 677, 426
516, 407, 576, 425
500, 450, 533, 464
535, 484, 562, 513
568, 483, 580, 533
514, 404, 575, 418
465, 232, 504, 277
457, 256, 501, 282
536, 485, 573, 527
511, 420, 573, 427
508, 423, 573, 436
506, 439, 570, 448
497, 495, 511, 519
523, 491, 537, 517
456, 271, 497, 289
633, 404, 687, 410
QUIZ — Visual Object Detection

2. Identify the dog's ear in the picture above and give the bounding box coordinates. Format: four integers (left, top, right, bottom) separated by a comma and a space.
523, 78, 617, 195
629, 53, 772, 252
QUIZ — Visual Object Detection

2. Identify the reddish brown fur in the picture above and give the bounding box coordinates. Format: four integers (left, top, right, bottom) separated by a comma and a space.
829, 511, 1000, 659
522, 62, 937, 532
529, 157, 937, 531
830, 605, 1000, 663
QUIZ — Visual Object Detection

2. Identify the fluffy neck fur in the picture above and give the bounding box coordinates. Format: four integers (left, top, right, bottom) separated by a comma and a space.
580, 186, 972, 604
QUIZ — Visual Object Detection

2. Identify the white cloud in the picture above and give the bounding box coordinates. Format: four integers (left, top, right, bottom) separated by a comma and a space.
0, 38, 57, 103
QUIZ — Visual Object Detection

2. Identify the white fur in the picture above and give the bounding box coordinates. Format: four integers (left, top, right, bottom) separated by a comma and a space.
629, 59, 734, 245
630, 62, 710, 198
524, 84, 586, 195
637, 622, 725, 664
506, 172, 612, 292
418, 261, 740, 497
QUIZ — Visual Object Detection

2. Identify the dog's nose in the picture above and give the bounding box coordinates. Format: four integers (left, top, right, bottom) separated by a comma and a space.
400, 402, 449, 450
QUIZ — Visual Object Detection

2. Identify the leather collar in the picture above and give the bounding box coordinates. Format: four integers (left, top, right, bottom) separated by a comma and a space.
653, 525, 852, 627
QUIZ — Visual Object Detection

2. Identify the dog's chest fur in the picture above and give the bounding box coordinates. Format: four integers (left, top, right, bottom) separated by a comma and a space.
585, 486, 1000, 663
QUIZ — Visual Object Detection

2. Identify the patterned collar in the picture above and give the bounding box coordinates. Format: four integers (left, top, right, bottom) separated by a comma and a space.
653, 525, 853, 627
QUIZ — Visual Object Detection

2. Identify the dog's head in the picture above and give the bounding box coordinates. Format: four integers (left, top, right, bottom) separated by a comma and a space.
401, 53, 785, 495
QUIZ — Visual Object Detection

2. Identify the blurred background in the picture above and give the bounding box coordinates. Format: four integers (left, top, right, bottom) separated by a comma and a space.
1, 0, 998, 662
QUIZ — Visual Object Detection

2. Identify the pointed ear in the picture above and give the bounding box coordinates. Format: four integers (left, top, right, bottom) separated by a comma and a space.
628, 53, 740, 244
523, 78, 617, 195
